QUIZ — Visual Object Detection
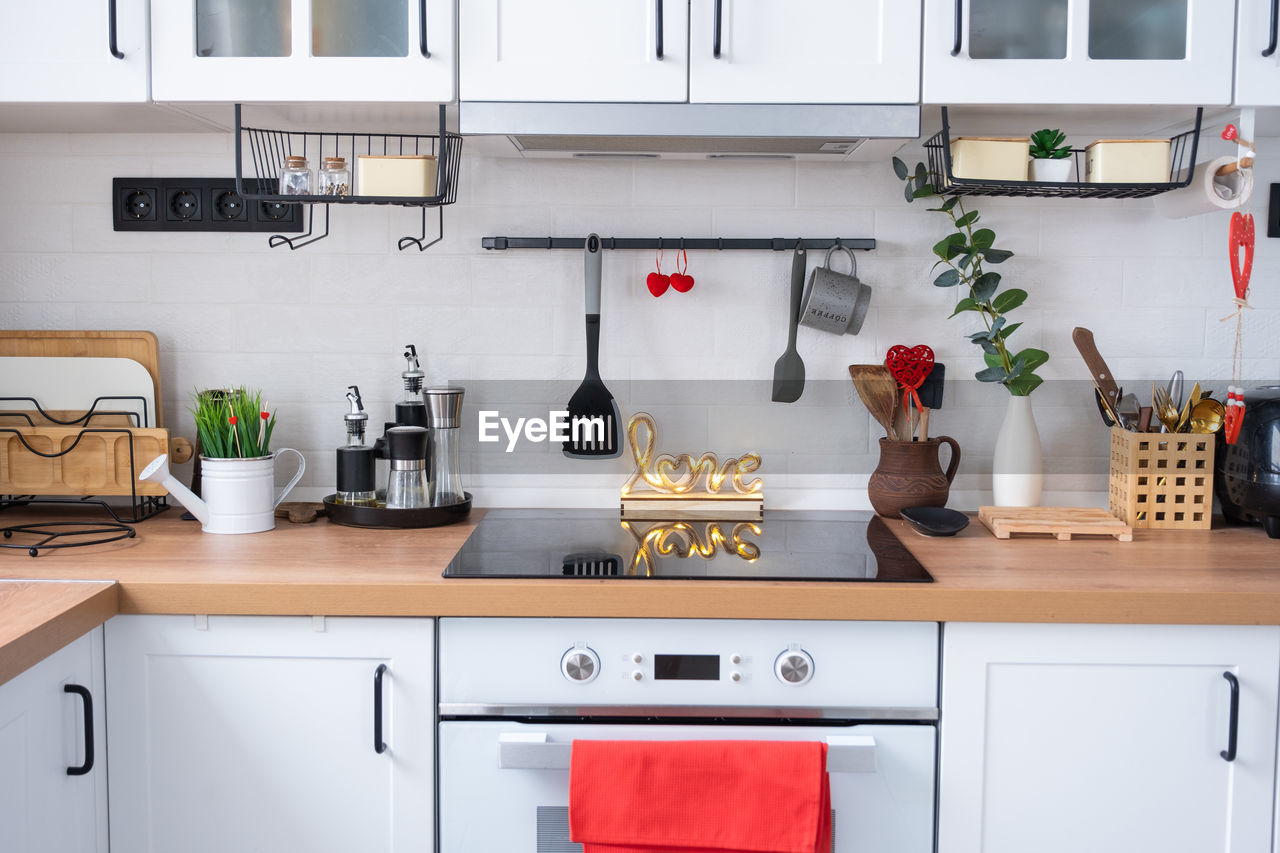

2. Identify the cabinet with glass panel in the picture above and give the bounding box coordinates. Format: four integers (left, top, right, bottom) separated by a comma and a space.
151, 0, 454, 102
922, 0, 1235, 105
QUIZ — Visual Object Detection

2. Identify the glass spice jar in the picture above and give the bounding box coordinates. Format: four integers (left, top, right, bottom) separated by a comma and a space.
279, 155, 312, 195
319, 156, 351, 196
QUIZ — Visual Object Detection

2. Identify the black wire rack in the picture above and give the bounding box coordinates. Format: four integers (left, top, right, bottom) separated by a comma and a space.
1, 521, 136, 558
233, 104, 462, 250
923, 107, 1202, 200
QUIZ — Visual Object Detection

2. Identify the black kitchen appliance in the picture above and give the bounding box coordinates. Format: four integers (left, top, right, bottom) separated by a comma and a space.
443, 509, 933, 581
1215, 385, 1280, 538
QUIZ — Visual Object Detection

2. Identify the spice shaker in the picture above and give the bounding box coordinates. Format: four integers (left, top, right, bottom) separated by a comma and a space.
384, 426, 430, 509
395, 344, 428, 428
425, 386, 466, 506
280, 155, 313, 195
319, 156, 351, 196
335, 385, 376, 506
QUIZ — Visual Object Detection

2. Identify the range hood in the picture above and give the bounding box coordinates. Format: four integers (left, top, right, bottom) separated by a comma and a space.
460, 102, 921, 161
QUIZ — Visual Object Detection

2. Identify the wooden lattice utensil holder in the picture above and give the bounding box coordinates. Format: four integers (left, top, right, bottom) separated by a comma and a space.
1108, 427, 1214, 530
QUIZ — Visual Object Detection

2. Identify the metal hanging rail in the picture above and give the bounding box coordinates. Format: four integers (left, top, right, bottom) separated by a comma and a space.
481, 237, 876, 251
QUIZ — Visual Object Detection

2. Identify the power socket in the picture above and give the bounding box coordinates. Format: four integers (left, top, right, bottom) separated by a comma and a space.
113, 178, 302, 233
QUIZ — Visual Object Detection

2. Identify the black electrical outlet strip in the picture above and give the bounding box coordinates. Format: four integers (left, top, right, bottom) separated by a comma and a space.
113, 177, 303, 233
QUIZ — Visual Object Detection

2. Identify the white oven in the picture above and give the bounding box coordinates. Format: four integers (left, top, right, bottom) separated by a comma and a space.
438, 618, 938, 853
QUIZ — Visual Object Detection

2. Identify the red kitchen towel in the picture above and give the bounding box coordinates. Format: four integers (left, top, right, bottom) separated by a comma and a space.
568, 739, 831, 853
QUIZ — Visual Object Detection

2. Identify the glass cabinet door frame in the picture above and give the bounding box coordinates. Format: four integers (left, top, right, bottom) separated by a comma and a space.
151, 0, 454, 102
922, 0, 1235, 105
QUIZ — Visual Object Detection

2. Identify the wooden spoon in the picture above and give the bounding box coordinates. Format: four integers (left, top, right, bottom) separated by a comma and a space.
849, 365, 901, 440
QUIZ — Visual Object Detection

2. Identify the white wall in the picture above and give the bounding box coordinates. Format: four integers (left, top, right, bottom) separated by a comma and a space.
0, 132, 1276, 509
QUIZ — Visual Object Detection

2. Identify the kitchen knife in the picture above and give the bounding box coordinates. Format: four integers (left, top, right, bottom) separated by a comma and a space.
1071, 327, 1121, 414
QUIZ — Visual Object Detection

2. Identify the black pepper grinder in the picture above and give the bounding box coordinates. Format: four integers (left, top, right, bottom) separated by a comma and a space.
335, 385, 376, 506
395, 344, 428, 428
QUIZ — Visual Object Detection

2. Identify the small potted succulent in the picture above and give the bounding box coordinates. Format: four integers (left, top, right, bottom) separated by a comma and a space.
1028, 128, 1074, 183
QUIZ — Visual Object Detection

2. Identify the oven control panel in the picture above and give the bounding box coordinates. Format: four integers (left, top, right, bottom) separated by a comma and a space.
440, 618, 938, 711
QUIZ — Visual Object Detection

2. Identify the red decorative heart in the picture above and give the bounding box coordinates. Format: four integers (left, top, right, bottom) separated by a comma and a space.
1229, 212, 1255, 300
1222, 124, 1239, 142
646, 272, 670, 297
669, 272, 695, 293
885, 344, 935, 391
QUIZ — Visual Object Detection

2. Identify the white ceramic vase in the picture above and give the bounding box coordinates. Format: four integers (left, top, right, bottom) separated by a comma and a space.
992, 396, 1043, 507
1030, 157, 1074, 182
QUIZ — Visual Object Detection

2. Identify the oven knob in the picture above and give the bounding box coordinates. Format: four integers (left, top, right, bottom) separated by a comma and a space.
774, 650, 813, 686
561, 647, 600, 683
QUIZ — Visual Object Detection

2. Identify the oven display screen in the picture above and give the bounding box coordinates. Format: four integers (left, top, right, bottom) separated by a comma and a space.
654, 654, 720, 681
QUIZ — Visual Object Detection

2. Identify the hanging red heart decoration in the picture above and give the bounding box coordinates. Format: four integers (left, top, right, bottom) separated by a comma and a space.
669, 272, 695, 293
1222, 123, 1239, 142
885, 344, 935, 413
1229, 212, 1255, 301
1225, 386, 1245, 445
646, 272, 670, 297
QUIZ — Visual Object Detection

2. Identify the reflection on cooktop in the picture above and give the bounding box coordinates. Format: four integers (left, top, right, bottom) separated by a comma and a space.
443, 509, 932, 582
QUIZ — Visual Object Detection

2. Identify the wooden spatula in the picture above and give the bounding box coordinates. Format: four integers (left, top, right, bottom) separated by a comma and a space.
849, 364, 900, 440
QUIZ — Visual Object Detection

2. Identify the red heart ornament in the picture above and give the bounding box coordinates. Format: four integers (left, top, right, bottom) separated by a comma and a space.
1222, 123, 1239, 142
646, 272, 670, 297
1229, 212, 1255, 300
669, 272, 695, 293
885, 344, 935, 391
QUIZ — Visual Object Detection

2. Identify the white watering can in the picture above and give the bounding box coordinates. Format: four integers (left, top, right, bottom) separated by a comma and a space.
139, 450, 305, 534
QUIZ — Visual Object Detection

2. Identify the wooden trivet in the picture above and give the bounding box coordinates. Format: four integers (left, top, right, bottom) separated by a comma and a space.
978, 506, 1133, 542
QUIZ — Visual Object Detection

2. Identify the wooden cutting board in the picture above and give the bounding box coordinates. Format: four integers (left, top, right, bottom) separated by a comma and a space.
979, 506, 1134, 542
0, 331, 164, 427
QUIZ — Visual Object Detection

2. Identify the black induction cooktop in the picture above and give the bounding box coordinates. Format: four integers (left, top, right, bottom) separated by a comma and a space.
442, 509, 933, 582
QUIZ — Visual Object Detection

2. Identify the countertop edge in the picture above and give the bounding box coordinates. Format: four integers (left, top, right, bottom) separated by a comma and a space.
0, 581, 119, 687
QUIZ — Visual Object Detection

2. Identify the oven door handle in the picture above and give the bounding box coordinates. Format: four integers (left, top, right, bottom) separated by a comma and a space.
497, 732, 877, 773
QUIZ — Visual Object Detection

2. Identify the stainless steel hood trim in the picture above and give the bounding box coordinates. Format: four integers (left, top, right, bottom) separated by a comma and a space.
438, 703, 940, 721
460, 101, 921, 140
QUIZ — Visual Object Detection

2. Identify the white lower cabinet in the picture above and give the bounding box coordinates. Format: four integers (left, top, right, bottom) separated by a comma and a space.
939, 623, 1280, 853
0, 627, 108, 853
105, 615, 434, 853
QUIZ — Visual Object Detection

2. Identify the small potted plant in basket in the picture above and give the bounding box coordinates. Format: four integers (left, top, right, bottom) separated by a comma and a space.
1028, 128, 1074, 183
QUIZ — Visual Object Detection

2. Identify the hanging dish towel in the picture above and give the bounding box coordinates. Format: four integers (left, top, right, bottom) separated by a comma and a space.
568, 739, 831, 853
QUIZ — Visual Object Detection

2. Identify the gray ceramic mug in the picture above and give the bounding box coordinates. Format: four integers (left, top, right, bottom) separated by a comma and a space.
799, 243, 872, 335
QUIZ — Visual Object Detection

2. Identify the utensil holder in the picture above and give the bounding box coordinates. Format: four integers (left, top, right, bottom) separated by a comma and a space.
1108, 427, 1214, 530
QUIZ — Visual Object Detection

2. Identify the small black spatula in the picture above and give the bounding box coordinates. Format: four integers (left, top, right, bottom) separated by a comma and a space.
918, 363, 945, 440
563, 234, 622, 458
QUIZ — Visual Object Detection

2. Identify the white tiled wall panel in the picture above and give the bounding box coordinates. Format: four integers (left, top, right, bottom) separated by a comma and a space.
0, 132, 1276, 509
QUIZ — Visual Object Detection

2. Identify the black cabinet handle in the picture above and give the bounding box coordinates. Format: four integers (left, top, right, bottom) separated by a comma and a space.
951, 0, 963, 56
713, 0, 722, 58
1265, 0, 1278, 57
64, 684, 94, 776
1221, 671, 1239, 762
373, 664, 387, 754
108, 0, 125, 60
419, 0, 430, 58
655, 0, 664, 60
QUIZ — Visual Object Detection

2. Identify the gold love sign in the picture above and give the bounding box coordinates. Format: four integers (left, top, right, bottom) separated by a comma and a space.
620, 412, 763, 520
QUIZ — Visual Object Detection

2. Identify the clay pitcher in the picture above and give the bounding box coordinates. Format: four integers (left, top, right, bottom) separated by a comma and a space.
868, 437, 961, 518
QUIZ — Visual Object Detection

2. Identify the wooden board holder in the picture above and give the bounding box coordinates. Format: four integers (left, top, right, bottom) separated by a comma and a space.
1, 426, 183, 497
979, 506, 1133, 542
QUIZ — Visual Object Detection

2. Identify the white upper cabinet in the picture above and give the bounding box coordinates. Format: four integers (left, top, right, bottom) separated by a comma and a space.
923, 0, 1235, 105
0, 0, 148, 102
151, 0, 455, 102
939, 623, 1280, 853
460, 0, 688, 102
1234, 0, 1280, 105
686, 0, 921, 103
460, 0, 921, 104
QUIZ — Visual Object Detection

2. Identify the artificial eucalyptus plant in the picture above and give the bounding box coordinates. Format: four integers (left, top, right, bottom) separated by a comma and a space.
892, 156, 1048, 396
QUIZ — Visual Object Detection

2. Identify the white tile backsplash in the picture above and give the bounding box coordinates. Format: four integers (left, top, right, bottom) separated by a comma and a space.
1, 134, 1278, 509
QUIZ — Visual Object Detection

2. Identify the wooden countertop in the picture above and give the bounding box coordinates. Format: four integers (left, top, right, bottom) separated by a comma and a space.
0, 581, 117, 687
1, 507, 1279, 631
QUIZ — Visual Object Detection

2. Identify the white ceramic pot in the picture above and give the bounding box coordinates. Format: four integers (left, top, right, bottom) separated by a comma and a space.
195, 450, 306, 534
992, 396, 1043, 507
1029, 157, 1074, 183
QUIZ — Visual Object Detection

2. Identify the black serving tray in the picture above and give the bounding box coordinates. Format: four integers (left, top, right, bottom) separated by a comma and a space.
323, 492, 471, 529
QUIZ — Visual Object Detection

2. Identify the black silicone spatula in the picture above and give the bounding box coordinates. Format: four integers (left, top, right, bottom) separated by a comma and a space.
771, 242, 807, 403
563, 234, 622, 458
918, 363, 945, 440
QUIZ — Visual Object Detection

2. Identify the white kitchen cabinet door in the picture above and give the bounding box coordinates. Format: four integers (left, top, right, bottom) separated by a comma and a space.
923, 0, 1235, 105
1235, 0, 1280, 105
687, 0, 921, 104
151, 0, 455, 102
938, 623, 1280, 853
459, 0, 688, 102
0, 1, 147, 102
0, 628, 108, 853
106, 615, 434, 853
